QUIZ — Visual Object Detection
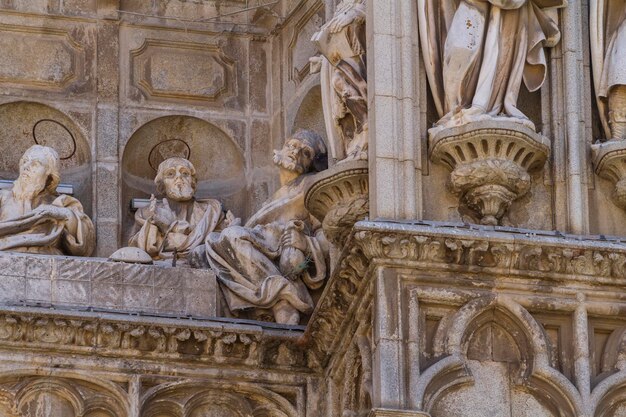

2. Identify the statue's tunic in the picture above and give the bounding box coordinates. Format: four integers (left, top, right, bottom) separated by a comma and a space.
419, 0, 560, 124
206, 175, 327, 315
130, 198, 225, 261
0, 190, 95, 256
599, 18, 626, 98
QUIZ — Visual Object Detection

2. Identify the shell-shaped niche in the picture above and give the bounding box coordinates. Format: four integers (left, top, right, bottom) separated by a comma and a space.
0, 101, 92, 215
121, 115, 245, 243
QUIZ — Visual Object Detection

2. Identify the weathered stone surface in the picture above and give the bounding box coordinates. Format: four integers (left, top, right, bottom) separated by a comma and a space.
0, 251, 216, 317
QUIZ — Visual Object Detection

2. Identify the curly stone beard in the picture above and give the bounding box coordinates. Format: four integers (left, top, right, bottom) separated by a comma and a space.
164, 180, 195, 202
13, 172, 48, 202
273, 149, 306, 174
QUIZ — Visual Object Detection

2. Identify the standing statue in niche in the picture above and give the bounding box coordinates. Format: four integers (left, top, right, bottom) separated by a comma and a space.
591, 0, 626, 141
0, 145, 95, 255
418, 0, 563, 133
129, 157, 235, 264
311, 0, 367, 162
205, 130, 329, 325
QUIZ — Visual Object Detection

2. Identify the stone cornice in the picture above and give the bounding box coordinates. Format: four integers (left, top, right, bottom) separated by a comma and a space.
0, 305, 311, 372
305, 220, 626, 368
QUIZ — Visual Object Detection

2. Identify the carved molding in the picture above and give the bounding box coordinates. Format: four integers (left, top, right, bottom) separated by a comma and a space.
0, 307, 310, 371
0, 23, 85, 91
306, 220, 626, 367
130, 39, 237, 104
287, 1, 324, 85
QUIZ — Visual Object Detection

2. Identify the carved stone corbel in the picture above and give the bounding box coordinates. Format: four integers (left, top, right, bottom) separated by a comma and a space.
429, 121, 550, 225
305, 160, 369, 246
592, 141, 626, 209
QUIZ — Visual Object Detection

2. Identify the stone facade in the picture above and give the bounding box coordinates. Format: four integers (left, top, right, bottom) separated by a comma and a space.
0, 0, 624, 416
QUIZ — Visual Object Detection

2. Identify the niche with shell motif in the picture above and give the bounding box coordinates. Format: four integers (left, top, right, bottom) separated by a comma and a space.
121, 115, 246, 243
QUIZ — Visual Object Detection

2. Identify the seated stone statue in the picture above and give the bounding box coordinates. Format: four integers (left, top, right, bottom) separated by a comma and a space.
130, 157, 233, 263
205, 130, 329, 325
0, 145, 95, 255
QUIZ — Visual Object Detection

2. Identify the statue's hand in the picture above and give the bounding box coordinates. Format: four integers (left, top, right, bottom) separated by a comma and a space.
280, 223, 308, 253
150, 199, 177, 233
32, 205, 73, 221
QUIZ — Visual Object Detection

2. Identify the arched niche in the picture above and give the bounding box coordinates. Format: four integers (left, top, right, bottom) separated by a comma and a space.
121, 115, 246, 243
421, 298, 583, 417
0, 101, 92, 215
292, 84, 327, 143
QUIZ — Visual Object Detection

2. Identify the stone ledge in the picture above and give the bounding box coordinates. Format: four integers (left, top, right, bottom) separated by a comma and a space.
0, 251, 216, 318
305, 220, 626, 368
0, 305, 310, 371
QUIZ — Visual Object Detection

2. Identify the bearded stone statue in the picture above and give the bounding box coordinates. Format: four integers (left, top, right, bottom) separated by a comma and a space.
205, 130, 329, 325
0, 145, 95, 256
129, 157, 233, 264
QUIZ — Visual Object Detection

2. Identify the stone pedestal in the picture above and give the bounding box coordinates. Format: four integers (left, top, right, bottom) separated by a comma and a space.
429, 121, 550, 225
305, 160, 369, 246
592, 140, 626, 208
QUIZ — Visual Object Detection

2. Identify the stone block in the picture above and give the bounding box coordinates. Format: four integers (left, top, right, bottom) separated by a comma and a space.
0, 275, 24, 301
96, 163, 120, 220
0, 254, 26, 277
54, 280, 90, 305
25, 278, 51, 302
122, 285, 155, 311
0, 252, 216, 317
91, 281, 123, 307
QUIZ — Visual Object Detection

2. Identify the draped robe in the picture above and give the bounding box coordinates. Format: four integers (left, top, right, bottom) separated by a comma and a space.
205, 174, 327, 315
0, 190, 94, 256
418, 0, 561, 129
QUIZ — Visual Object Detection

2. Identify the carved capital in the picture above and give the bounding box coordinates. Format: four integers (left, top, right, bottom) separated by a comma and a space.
305, 160, 369, 246
592, 140, 626, 209
429, 120, 550, 225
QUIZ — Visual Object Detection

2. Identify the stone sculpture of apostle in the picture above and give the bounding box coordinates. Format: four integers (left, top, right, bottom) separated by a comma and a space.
418, 0, 563, 133
591, 0, 626, 141
129, 157, 233, 263
311, 0, 367, 162
0, 145, 95, 256
205, 130, 329, 325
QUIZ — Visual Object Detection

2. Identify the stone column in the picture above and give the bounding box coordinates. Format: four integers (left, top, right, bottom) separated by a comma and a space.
367, 0, 422, 220
560, 1, 590, 234
95, 0, 121, 256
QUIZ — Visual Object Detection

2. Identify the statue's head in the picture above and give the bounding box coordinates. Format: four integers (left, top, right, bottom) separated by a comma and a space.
17, 145, 61, 196
154, 157, 197, 202
273, 130, 327, 174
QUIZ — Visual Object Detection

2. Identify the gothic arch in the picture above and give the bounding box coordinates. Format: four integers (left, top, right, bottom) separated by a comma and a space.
417, 295, 584, 416
141, 380, 298, 417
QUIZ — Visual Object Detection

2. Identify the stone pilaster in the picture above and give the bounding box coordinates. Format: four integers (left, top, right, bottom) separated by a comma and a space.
366, 0, 422, 220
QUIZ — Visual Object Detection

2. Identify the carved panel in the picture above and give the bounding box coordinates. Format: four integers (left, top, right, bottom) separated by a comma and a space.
287, 3, 324, 85
0, 376, 127, 417
130, 39, 237, 104
141, 382, 298, 417
0, 24, 85, 91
